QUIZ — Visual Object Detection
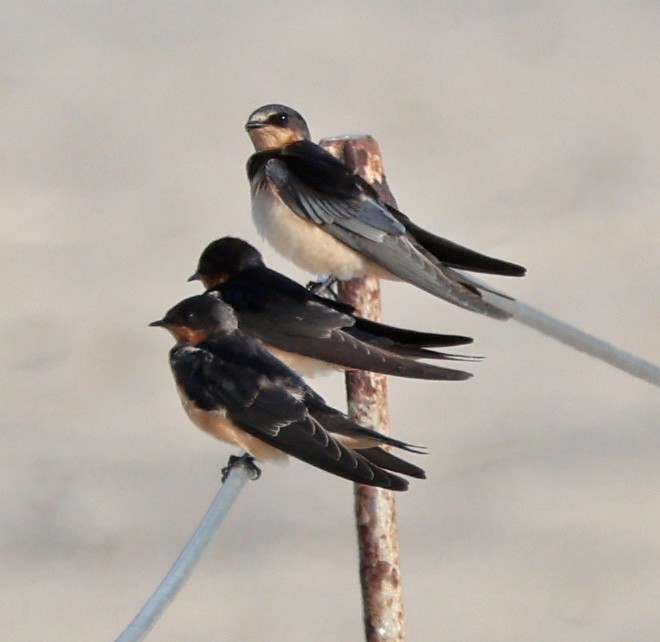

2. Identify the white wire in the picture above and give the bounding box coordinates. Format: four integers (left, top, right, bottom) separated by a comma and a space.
471, 277, 660, 387
114, 456, 252, 642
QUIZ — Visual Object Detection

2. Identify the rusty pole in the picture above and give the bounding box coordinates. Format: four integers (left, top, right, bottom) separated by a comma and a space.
320, 135, 406, 642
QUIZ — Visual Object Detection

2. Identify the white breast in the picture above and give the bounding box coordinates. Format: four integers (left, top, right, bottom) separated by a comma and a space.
251, 185, 391, 280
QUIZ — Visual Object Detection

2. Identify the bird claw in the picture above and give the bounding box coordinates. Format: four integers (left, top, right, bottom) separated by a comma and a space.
222, 453, 261, 482
306, 275, 338, 298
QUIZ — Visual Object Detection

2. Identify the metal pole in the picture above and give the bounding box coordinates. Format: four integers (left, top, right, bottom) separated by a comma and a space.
320, 135, 406, 642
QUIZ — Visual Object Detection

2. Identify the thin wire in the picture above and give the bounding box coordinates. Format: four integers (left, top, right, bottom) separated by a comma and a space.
470, 277, 660, 387
114, 456, 252, 642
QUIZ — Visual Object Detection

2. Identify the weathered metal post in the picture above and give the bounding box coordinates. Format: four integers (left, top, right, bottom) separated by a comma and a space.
320, 135, 406, 642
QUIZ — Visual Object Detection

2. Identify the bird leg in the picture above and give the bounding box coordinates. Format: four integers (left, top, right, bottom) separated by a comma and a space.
221, 453, 261, 482
306, 275, 339, 298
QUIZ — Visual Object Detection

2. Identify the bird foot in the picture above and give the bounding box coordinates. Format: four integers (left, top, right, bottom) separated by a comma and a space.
306, 275, 338, 298
222, 453, 261, 482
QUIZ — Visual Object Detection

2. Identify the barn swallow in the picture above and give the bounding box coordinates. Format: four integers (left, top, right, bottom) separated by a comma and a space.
187, 236, 478, 380
244, 104, 526, 320
150, 294, 426, 490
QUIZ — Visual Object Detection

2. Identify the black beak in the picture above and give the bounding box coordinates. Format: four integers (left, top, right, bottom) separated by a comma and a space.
245, 120, 266, 130
149, 319, 166, 328
187, 273, 200, 283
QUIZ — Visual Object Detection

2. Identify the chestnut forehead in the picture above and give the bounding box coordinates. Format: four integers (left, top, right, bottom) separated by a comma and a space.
200, 272, 230, 285
167, 325, 208, 343
248, 125, 302, 150
253, 109, 287, 125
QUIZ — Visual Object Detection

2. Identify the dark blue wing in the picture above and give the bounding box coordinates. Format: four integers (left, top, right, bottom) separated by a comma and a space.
169, 338, 410, 489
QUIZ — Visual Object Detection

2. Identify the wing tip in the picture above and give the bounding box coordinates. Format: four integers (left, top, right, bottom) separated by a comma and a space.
422, 367, 473, 381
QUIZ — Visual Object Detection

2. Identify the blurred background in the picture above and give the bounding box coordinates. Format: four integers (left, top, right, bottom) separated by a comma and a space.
1, 2, 659, 640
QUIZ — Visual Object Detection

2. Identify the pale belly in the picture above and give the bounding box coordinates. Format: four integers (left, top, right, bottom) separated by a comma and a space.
251, 186, 393, 280
178, 391, 287, 463
265, 344, 343, 378
178, 386, 382, 459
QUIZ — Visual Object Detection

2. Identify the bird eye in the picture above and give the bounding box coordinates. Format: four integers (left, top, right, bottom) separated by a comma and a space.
269, 112, 288, 126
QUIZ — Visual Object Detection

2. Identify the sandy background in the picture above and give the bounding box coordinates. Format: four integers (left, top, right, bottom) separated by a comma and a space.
2, 2, 659, 640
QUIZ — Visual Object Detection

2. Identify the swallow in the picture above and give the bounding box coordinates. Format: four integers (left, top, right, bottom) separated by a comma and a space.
188, 236, 478, 380
150, 293, 426, 490
244, 104, 526, 320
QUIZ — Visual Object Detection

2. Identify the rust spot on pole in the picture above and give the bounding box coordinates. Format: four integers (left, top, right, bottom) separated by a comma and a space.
320, 135, 406, 642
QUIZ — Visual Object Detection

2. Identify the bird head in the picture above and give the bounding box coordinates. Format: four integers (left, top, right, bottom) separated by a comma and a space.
188, 237, 265, 289
150, 293, 238, 343
245, 104, 310, 151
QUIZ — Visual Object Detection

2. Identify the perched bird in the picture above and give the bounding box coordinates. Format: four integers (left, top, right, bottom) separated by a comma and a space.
244, 103, 526, 320
150, 294, 426, 490
188, 236, 477, 380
